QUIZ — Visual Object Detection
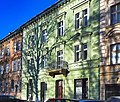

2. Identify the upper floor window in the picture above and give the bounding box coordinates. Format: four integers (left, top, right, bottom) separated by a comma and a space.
110, 43, 120, 64
14, 40, 21, 52
111, 3, 120, 24
0, 81, 2, 92
41, 55, 47, 68
11, 79, 14, 91
57, 50, 63, 68
82, 9, 88, 27
28, 35, 36, 49
1, 49, 4, 56
75, 13, 80, 29
42, 29, 47, 43
74, 43, 88, 62
74, 45, 81, 62
5, 47, 10, 56
5, 64, 9, 73
0, 66, 4, 75
58, 21, 64, 36
12, 61, 17, 72
82, 43, 87, 60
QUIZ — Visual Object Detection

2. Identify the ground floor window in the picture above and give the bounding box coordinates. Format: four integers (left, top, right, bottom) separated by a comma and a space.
105, 84, 120, 100
74, 78, 88, 99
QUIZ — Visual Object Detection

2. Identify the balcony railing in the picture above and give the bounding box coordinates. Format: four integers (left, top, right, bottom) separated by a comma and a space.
47, 60, 69, 77
48, 60, 68, 70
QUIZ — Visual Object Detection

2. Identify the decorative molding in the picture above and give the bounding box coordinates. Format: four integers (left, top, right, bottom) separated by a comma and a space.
70, 0, 88, 10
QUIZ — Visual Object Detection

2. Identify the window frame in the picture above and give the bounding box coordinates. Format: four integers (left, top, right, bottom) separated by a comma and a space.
75, 12, 81, 29
110, 3, 120, 25
110, 43, 120, 64
57, 21, 64, 37
82, 8, 88, 27
74, 45, 81, 62
57, 50, 63, 68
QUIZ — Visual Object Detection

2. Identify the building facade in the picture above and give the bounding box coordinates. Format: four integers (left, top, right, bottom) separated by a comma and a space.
100, 0, 120, 100
22, 0, 100, 101
0, 29, 22, 99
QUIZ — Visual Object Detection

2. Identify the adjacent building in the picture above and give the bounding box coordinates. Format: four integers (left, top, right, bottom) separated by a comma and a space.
100, 0, 120, 100
22, 0, 100, 101
0, 29, 22, 99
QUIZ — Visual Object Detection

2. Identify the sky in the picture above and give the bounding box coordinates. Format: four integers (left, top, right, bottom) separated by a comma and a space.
0, 0, 58, 40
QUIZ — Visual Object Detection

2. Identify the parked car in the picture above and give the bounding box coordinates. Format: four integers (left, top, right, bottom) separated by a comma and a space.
46, 98, 104, 102
106, 96, 120, 102
0, 95, 26, 102
78, 99, 104, 102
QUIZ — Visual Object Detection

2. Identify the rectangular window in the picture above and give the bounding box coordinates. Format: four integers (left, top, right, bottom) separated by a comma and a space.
74, 45, 80, 62
82, 9, 88, 26
0, 82, 2, 92
58, 21, 64, 36
5, 82, 8, 92
28, 35, 35, 49
74, 78, 88, 99
1, 49, 4, 56
75, 13, 80, 29
82, 43, 87, 60
111, 3, 120, 24
11, 79, 14, 91
6, 47, 10, 56
12, 61, 17, 72
14, 42, 17, 52
57, 50, 63, 68
16, 40, 21, 51
110, 43, 120, 64
5, 64, 9, 73
42, 29, 47, 42
1, 66, 4, 75
17, 59, 21, 70
41, 55, 47, 68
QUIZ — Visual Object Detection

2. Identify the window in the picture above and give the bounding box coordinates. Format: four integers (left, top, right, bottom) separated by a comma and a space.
28, 35, 35, 48
41, 55, 47, 68
82, 43, 87, 60
57, 50, 63, 68
11, 79, 14, 91
75, 13, 80, 29
5, 47, 10, 56
110, 43, 120, 64
58, 21, 64, 36
1, 66, 4, 75
17, 59, 21, 70
14, 42, 17, 52
111, 3, 120, 24
74, 45, 80, 62
74, 78, 88, 99
16, 40, 21, 51
12, 61, 17, 72
14, 41, 21, 52
0, 82, 2, 92
1, 49, 4, 56
5, 64, 9, 73
42, 29, 47, 42
27, 79, 33, 100
82, 9, 88, 26
5, 82, 8, 92
74, 44, 87, 62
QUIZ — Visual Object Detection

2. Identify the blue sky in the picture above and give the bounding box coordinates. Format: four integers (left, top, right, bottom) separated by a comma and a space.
0, 0, 58, 40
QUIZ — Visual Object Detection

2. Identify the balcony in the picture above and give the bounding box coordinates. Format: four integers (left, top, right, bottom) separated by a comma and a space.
47, 61, 69, 78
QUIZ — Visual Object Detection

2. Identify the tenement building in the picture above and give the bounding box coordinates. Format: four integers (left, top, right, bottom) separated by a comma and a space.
21, 0, 100, 101
0, 29, 22, 98
100, 0, 120, 100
